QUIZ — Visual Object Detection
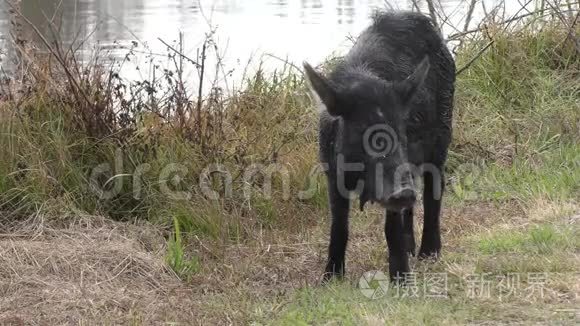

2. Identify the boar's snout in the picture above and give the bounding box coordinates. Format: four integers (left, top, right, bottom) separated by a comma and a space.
382, 187, 416, 210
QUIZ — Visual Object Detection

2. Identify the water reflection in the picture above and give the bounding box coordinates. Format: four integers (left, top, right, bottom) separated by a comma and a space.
337, 0, 355, 25
300, 0, 323, 24
0, 0, 530, 83
269, 0, 288, 18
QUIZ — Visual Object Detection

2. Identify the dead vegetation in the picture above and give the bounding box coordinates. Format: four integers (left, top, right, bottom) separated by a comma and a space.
0, 200, 577, 324
0, 215, 192, 324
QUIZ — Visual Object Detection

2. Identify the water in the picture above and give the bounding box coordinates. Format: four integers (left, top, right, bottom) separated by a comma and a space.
0, 0, 530, 88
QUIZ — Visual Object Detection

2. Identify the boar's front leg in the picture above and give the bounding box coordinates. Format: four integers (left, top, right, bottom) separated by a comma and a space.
385, 210, 410, 281
403, 208, 416, 257
323, 177, 350, 282
419, 169, 444, 259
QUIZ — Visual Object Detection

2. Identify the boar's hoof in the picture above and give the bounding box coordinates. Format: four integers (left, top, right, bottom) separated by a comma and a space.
418, 248, 441, 260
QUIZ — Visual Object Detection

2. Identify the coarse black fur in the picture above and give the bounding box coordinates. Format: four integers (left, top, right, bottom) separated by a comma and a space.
303, 11, 455, 282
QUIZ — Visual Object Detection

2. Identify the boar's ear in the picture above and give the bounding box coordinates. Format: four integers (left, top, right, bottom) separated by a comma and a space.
303, 62, 341, 116
396, 56, 430, 103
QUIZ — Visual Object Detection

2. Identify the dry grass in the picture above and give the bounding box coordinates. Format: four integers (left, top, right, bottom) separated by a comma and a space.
0, 212, 323, 323
1, 199, 577, 324
0, 215, 193, 324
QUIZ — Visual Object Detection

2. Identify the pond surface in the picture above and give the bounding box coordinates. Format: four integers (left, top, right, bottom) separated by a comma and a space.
0, 0, 529, 88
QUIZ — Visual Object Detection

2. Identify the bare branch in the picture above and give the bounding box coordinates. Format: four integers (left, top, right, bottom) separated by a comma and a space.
463, 0, 479, 33
425, 0, 440, 32
448, 3, 578, 40
157, 37, 200, 67
456, 40, 494, 75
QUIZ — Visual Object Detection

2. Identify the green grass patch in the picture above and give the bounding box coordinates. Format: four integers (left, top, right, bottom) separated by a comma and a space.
166, 216, 201, 280
475, 253, 578, 274
477, 224, 577, 255
256, 278, 577, 325
472, 223, 579, 274
269, 283, 471, 325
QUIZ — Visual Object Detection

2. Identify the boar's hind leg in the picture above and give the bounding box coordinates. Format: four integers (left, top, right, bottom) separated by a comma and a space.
419, 169, 444, 259
323, 178, 350, 282
385, 210, 410, 281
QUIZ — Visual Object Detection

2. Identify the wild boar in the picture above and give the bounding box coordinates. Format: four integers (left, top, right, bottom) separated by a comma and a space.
303, 11, 455, 281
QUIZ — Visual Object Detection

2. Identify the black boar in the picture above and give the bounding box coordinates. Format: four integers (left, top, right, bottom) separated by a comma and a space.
303, 11, 455, 282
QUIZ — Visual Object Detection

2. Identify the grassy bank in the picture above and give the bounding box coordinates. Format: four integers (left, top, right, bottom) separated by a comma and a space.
0, 11, 579, 324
